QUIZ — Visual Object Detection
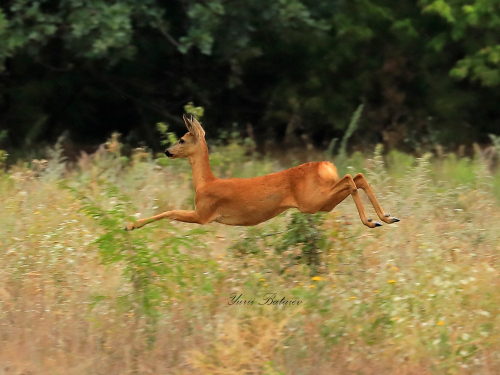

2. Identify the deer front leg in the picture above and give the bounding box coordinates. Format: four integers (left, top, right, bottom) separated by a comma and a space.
327, 174, 383, 228
125, 210, 205, 231
353, 173, 400, 224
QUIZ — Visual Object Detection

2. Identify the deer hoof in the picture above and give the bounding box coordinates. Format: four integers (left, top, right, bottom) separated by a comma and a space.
391, 217, 400, 223
374, 221, 383, 227
124, 224, 134, 231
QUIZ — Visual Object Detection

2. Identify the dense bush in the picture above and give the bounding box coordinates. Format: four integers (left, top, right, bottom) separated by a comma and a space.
1, 0, 500, 153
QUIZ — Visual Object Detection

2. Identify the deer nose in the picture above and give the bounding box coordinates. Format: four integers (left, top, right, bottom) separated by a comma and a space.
165, 150, 173, 158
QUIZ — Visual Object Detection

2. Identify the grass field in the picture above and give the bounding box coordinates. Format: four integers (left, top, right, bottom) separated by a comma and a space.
1, 138, 500, 374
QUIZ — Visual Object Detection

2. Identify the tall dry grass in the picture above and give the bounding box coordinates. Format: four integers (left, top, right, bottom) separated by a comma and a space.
1, 140, 500, 374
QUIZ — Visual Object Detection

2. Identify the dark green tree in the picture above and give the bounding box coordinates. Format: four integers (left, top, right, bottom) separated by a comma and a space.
1, 0, 500, 155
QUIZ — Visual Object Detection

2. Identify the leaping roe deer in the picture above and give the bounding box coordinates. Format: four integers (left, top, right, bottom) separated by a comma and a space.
125, 115, 399, 231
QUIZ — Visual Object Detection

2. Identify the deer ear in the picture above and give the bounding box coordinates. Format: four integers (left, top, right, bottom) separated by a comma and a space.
183, 114, 196, 136
190, 116, 206, 138
183, 114, 202, 140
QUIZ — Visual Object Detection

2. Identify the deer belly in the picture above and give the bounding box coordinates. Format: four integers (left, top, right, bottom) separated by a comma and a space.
214, 201, 290, 226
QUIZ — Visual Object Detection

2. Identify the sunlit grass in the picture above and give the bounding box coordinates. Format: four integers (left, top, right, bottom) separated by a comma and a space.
1, 141, 500, 374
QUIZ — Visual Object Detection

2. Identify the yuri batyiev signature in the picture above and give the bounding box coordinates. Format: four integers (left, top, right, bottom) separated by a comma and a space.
228, 292, 302, 306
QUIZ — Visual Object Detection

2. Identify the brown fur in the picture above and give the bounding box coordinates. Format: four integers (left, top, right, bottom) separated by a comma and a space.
126, 115, 399, 230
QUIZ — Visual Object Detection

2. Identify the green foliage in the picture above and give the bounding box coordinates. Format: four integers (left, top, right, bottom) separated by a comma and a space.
2, 0, 500, 153
208, 126, 269, 178
339, 104, 364, 159
0, 0, 165, 68
439, 153, 476, 187
156, 102, 205, 167
184, 102, 205, 120
277, 211, 328, 275
62, 178, 206, 320
229, 210, 329, 276
229, 226, 281, 257
421, 0, 500, 87
386, 149, 416, 178
156, 122, 179, 170
178, 1, 224, 55
178, 0, 329, 58
156, 122, 178, 148
334, 104, 364, 173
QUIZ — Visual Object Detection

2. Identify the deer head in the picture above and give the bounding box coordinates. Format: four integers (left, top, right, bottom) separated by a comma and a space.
165, 115, 206, 159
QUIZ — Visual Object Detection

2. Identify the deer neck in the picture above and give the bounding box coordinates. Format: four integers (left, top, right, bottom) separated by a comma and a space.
189, 140, 216, 191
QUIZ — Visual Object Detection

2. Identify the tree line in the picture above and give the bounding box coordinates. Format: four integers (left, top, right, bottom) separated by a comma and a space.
1, 0, 500, 155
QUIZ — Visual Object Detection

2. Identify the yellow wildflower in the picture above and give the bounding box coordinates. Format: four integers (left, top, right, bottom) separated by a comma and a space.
312, 276, 322, 281
348, 296, 357, 300
309, 285, 316, 288
263, 283, 268, 287
259, 278, 265, 282
437, 320, 444, 326
388, 280, 396, 284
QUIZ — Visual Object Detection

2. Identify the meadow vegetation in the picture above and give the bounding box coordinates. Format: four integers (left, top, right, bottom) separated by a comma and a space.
1, 129, 500, 374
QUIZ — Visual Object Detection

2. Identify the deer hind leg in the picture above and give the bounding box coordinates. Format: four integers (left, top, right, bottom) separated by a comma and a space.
125, 210, 207, 231
320, 174, 383, 228
353, 173, 399, 224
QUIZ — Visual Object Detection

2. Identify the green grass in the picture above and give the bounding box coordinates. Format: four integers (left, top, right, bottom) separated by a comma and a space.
1, 140, 500, 374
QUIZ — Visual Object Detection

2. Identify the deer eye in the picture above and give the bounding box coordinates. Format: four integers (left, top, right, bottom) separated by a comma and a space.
179, 139, 185, 144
